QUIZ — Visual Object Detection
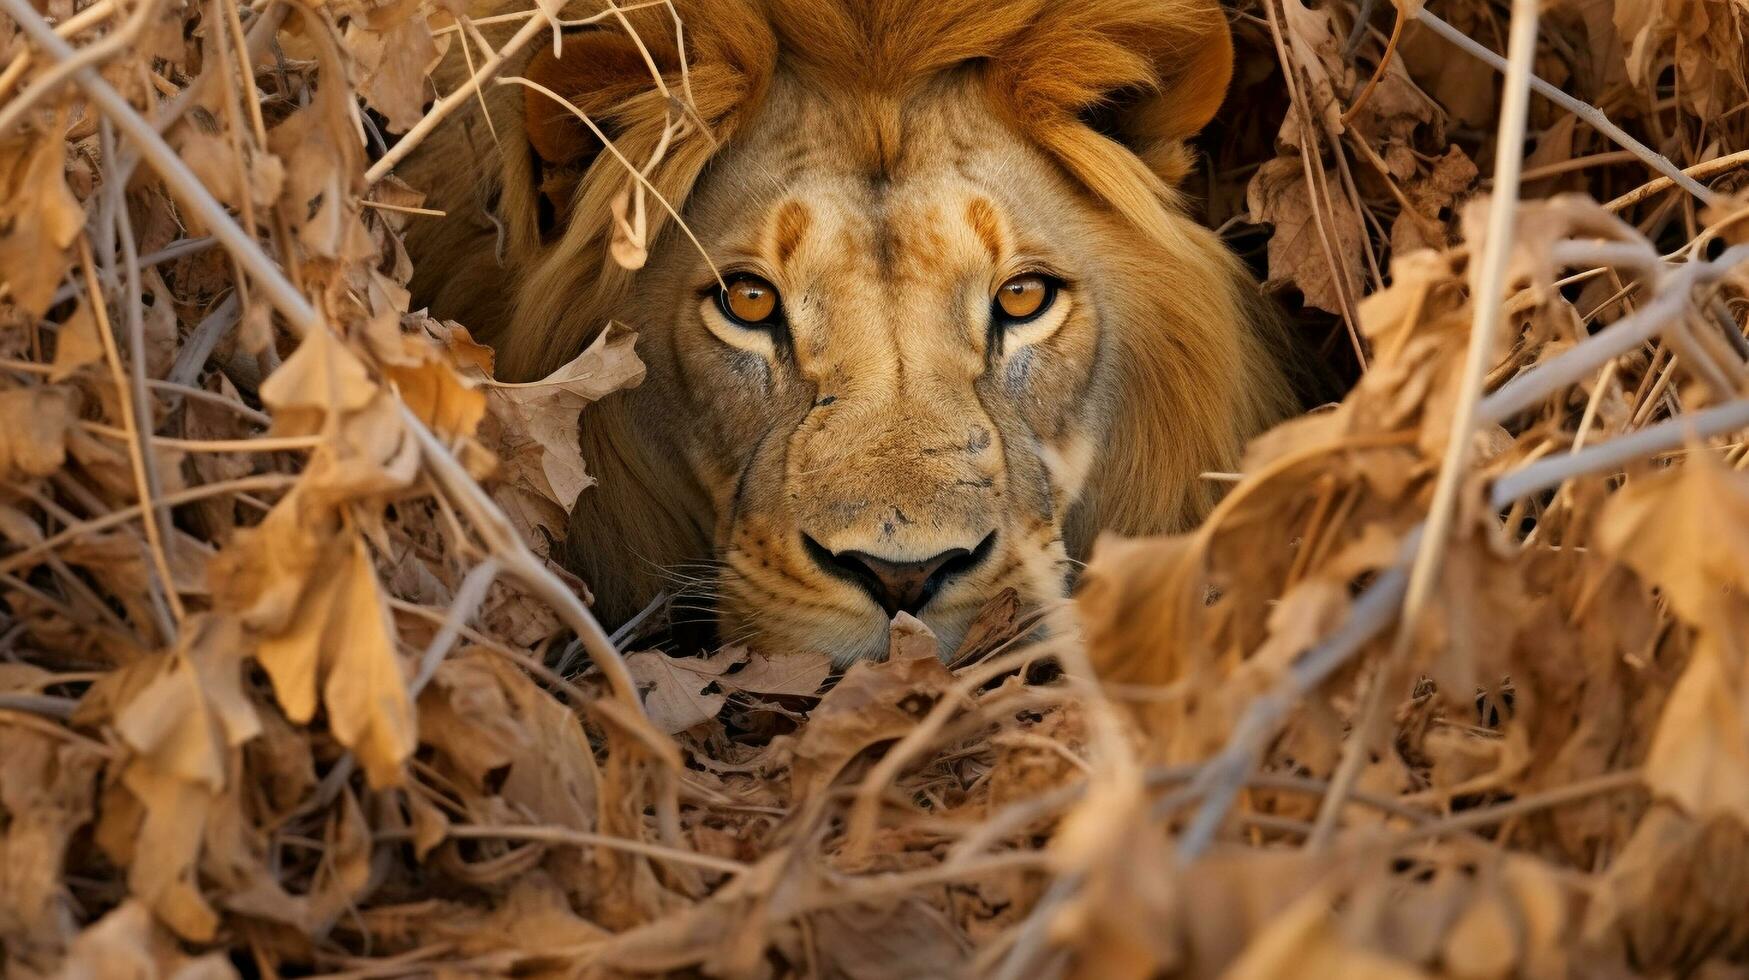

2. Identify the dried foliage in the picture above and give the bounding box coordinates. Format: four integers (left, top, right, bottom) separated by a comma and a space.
2, 0, 1749, 976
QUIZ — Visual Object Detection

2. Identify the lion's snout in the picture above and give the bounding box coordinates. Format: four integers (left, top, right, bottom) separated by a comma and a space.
784, 396, 1008, 617
800, 530, 997, 617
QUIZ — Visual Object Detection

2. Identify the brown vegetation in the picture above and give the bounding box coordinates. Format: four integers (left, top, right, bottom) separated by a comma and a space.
1, 0, 1748, 975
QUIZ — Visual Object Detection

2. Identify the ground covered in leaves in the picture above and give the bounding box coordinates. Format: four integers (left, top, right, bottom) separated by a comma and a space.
3, 0, 1749, 975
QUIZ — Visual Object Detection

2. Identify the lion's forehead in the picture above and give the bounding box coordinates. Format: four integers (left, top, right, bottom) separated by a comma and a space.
702, 77, 1080, 273
781, 181, 1019, 284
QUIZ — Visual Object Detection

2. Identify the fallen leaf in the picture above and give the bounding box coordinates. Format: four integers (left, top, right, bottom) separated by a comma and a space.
812, 901, 971, 979
50, 298, 104, 381
0, 133, 85, 319
1441, 886, 1519, 980
115, 615, 260, 792
348, 15, 440, 133
483, 324, 645, 549
1638, 634, 1749, 825
720, 649, 831, 697
57, 900, 238, 980
950, 586, 1023, 665
383, 337, 487, 442
1598, 453, 1749, 625
256, 532, 415, 787
626, 647, 742, 733
787, 615, 953, 802
1225, 881, 1431, 979
261, 326, 380, 437
0, 386, 73, 481
174, 131, 284, 219
1247, 156, 1366, 315
1274, 0, 1351, 150
0, 727, 102, 970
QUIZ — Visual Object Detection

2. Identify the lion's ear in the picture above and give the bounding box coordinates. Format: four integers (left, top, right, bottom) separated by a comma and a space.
1078, 16, 1236, 158
521, 27, 677, 235
1122, 28, 1235, 144
997, 2, 1235, 191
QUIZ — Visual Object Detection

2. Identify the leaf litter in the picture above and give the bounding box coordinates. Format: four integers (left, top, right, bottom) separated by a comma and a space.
0, 0, 1748, 975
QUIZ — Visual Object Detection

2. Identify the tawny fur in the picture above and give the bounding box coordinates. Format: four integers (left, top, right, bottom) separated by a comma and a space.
401, 0, 1297, 660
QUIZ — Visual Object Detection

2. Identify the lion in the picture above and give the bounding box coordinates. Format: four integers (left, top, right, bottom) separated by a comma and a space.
399, 0, 1300, 662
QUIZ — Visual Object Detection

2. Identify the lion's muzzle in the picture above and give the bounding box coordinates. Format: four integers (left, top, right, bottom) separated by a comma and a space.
801, 531, 998, 617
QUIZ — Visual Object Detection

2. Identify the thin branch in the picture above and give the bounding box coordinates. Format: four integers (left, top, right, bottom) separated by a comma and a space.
360, 199, 446, 218
77, 237, 184, 634
78, 420, 318, 452
1177, 530, 1420, 861
397, 407, 661, 742
0, 0, 323, 335
1308, 0, 1543, 851
0, 0, 159, 136
1391, 769, 1643, 844
1481, 244, 1749, 424
494, 75, 725, 289
49, 236, 218, 308
8, 0, 664, 748
0, 473, 297, 577
1262, 0, 1367, 368
146, 378, 273, 427
845, 644, 1049, 856
0, 0, 117, 98
1416, 8, 1723, 207
408, 558, 500, 697
373, 823, 746, 875
109, 151, 184, 625
1340, 2, 1405, 125
1605, 147, 1749, 213
1489, 399, 1749, 507
0, 693, 80, 719
362, 11, 549, 185
166, 293, 243, 389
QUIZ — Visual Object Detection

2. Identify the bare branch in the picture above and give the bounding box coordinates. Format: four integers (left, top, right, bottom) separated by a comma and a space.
1416, 8, 1724, 207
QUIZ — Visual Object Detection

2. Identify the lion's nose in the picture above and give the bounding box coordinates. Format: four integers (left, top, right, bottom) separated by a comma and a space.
802, 532, 996, 617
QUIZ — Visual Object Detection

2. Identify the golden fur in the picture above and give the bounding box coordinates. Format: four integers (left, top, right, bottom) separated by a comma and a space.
403, 0, 1297, 660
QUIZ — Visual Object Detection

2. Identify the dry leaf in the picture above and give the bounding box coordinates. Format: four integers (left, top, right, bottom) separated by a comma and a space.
0, 728, 102, 969
1248, 157, 1366, 315
1598, 454, 1749, 626
812, 902, 971, 979
626, 647, 742, 734
719, 649, 832, 697
1225, 883, 1430, 979
0, 134, 85, 319
0, 386, 73, 481
483, 324, 645, 548
383, 336, 487, 441
787, 615, 953, 802
349, 15, 441, 133
50, 298, 104, 381
115, 616, 260, 792
261, 326, 380, 437
57, 901, 238, 980
1639, 635, 1749, 825
256, 532, 415, 787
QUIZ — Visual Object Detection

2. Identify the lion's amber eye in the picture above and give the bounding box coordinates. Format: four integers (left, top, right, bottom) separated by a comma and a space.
994, 274, 1054, 323
719, 274, 780, 326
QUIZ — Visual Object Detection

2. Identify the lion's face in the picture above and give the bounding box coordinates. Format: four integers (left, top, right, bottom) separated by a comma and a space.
405, 0, 1295, 664
624, 75, 1118, 660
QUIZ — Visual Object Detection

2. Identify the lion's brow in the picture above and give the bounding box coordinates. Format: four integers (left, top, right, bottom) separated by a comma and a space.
963, 196, 1004, 263
772, 200, 812, 266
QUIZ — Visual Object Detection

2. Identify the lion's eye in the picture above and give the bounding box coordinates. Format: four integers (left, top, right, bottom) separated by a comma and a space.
993, 274, 1055, 324
718, 274, 781, 327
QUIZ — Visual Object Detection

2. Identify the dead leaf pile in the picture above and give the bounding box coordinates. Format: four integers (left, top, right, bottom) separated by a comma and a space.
1, 0, 1749, 976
